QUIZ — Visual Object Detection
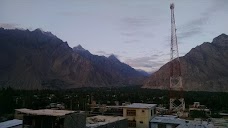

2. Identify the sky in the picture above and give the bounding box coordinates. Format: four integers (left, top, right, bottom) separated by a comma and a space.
0, 0, 228, 72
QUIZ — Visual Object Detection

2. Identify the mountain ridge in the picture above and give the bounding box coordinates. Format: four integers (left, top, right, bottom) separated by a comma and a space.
0, 28, 147, 89
143, 33, 228, 92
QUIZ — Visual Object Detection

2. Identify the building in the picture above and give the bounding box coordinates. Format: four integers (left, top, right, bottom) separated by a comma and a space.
123, 103, 157, 128
219, 112, 228, 119
211, 118, 228, 128
189, 102, 211, 117
46, 103, 65, 110
0, 119, 22, 128
150, 115, 185, 128
150, 116, 214, 128
176, 119, 214, 128
15, 108, 86, 128
86, 115, 127, 128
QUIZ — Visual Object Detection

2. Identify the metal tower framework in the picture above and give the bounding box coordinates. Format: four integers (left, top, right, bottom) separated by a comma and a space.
169, 3, 185, 113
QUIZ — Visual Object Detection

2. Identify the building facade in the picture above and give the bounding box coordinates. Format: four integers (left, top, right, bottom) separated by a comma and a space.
123, 103, 157, 128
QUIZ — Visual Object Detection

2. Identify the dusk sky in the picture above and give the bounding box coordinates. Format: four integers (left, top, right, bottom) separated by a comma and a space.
1, 0, 228, 72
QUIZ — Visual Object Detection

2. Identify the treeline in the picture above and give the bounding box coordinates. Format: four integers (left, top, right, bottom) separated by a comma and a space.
0, 86, 228, 120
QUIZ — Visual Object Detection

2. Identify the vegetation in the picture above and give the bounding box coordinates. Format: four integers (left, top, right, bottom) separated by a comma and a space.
0, 86, 228, 121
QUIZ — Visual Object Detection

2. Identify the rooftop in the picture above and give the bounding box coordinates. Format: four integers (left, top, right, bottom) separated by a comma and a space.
176, 121, 214, 128
211, 118, 228, 128
150, 116, 215, 128
123, 103, 156, 109
15, 108, 76, 117
150, 115, 185, 125
0, 119, 22, 128
86, 115, 126, 128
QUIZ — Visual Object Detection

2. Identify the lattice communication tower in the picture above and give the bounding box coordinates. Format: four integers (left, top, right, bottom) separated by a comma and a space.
169, 3, 185, 113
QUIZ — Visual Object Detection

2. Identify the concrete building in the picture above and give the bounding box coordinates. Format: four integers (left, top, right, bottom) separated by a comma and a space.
219, 113, 228, 119
150, 116, 214, 128
176, 119, 214, 128
46, 103, 65, 110
211, 118, 228, 128
123, 103, 157, 128
189, 102, 211, 117
15, 108, 86, 128
150, 115, 185, 128
86, 115, 127, 128
0, 119, 22, 128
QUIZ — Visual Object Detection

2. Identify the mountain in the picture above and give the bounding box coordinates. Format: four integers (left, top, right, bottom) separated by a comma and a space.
73, 45, 148, 84
143, 34, 228, 92
0, 28, 147, 89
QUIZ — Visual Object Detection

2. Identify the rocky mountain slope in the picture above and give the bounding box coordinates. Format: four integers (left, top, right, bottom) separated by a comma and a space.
143, 34, 228, 92
0, 28, 146, 89
73, 45, 148, 80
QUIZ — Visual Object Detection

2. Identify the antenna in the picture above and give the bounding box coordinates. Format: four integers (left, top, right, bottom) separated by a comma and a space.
169, 3, 185, 115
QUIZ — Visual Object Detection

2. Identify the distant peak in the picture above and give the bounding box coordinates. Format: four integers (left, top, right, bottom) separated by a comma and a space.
32, 28, 56, 38
73, 44, 86, 51
216, 33, 228, 39
108, 54, 117, 58
212, 33, 228, 44
33, 28, 44, 33
108, 54, 120, 62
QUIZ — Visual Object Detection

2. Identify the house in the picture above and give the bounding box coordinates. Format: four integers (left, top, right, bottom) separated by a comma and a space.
176, 119, 214, 128
189, 102, 211, 117
150, 115, 185, 128
150, 115, 214, 128
15, 108, 86, 128
123, 103, 157, 128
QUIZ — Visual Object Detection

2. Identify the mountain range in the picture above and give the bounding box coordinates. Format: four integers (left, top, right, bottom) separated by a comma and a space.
143, 34, 228, 92
0, 28, 147, 89
1, 28, 228, 91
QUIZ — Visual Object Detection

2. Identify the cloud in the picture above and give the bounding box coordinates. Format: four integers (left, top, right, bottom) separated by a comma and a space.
178, 0, 227, 40
95, 50, 111, 56
121, 17, 152, 30
120, 16, 155, 44
123, 39, 140, 44
124, 54, 169, 72
0, 23, 19, 29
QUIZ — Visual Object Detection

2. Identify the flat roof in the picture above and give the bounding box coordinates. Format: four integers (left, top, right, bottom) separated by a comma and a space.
0, 119, 22, 128
86, 115, 126, 128
150, 115, 185, 125
123, 103, 156, 109
211, 118, 228, 128
176, 121, 214, 128
15, 108, 76, 117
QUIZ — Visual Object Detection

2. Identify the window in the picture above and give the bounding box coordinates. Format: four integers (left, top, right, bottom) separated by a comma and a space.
127, 109, 136, 116
142, 110, 145, 112
128, 120, 136, 127
151, 108, 156, 116
140, 121, 143, 124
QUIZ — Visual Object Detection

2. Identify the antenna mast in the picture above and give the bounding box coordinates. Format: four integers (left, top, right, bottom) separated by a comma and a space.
169, 3, 185, 114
